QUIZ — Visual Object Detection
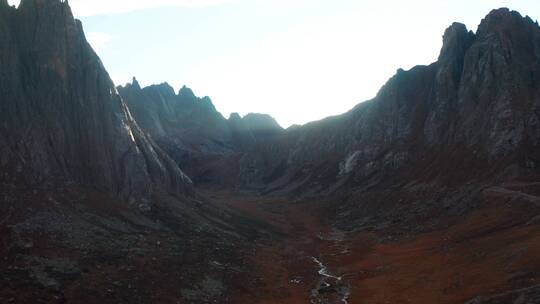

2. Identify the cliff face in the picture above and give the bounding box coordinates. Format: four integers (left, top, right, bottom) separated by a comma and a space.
239, 8, 540, 195
0, 0, 193, 202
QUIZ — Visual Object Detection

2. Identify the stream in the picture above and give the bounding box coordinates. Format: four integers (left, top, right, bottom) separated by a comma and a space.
310, 257, 350, 304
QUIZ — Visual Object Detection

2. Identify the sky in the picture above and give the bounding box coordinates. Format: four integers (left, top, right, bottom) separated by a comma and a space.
7, 0, 540, 127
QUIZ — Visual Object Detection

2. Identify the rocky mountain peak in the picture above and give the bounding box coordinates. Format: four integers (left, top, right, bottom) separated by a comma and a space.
178, 85, 196, 99
18, 0, 73, 22
131, 77, 141, 90
476, 8, 536, 38
20, 0, 66, 8
243, 113, 281, 128
438, 22, 475, 62
200, 96, 218, 112
176, 85, 219, 112
229, 112, 242, 121
242, 113, 284, 138
145, 82, 176, 98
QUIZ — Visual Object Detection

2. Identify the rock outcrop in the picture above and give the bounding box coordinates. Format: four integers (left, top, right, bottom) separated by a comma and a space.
0, 0, 193, 202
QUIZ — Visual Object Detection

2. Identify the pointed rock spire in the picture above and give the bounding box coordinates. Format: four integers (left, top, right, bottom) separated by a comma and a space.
438, 22, 474, 61
178, 85, 196, 99
131, 77, 141, 90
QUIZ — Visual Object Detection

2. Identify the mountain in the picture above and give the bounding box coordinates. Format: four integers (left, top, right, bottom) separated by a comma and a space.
0, 1, 262, 303
118, 80, 283, 185
0, 0, 192, 202
241, 113, 284, 139
228, 112, 256, 148
1, 2, 540, 303
118, 81, 234, 153
229, 9, 540, 303
239, 8, 540, 199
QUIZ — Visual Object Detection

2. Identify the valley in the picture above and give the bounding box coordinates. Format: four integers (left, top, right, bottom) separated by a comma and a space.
0, 1, 539, 303
203, 185, 540, 303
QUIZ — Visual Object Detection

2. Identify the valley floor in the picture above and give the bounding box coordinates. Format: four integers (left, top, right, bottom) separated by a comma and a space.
207, 184, 540, 304
2, 183, 540, 303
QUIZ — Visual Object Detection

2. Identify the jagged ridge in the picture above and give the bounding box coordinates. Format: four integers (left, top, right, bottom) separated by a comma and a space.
239, 8, 540, 195
117, 79, 284, 185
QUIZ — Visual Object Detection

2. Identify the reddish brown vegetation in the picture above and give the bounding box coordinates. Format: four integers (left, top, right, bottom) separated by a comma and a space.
212, 184, 540, 303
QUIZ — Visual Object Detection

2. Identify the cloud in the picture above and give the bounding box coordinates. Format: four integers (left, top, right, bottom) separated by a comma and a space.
86, 32, 114, 52
7, 0, 236, 16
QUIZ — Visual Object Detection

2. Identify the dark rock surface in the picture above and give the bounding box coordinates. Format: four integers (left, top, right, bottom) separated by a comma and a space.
0, 0, 192, 203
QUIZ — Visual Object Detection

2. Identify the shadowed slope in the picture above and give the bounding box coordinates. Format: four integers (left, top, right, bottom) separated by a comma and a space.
0, 0, 192, 203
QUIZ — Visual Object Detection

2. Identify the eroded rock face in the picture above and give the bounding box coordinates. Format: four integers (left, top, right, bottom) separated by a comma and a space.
0, 0, 192, 202
457, 8, 540, 157
239, 8, 540, 195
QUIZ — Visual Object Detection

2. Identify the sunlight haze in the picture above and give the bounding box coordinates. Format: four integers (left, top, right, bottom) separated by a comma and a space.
7, 0, 540, 127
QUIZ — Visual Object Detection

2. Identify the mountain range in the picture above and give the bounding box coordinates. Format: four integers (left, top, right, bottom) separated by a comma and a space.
0, 1, 539, 303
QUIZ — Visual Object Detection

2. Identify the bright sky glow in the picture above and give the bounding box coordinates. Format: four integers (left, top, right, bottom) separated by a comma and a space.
7, 0, 540, 127
6, 0, 237, 16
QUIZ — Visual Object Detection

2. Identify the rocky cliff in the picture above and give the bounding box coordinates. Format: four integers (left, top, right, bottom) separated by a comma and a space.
118, 81, 234, 153
239, 8, 540, 196
118, 80, 283, 185
0, 0, 193, 202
